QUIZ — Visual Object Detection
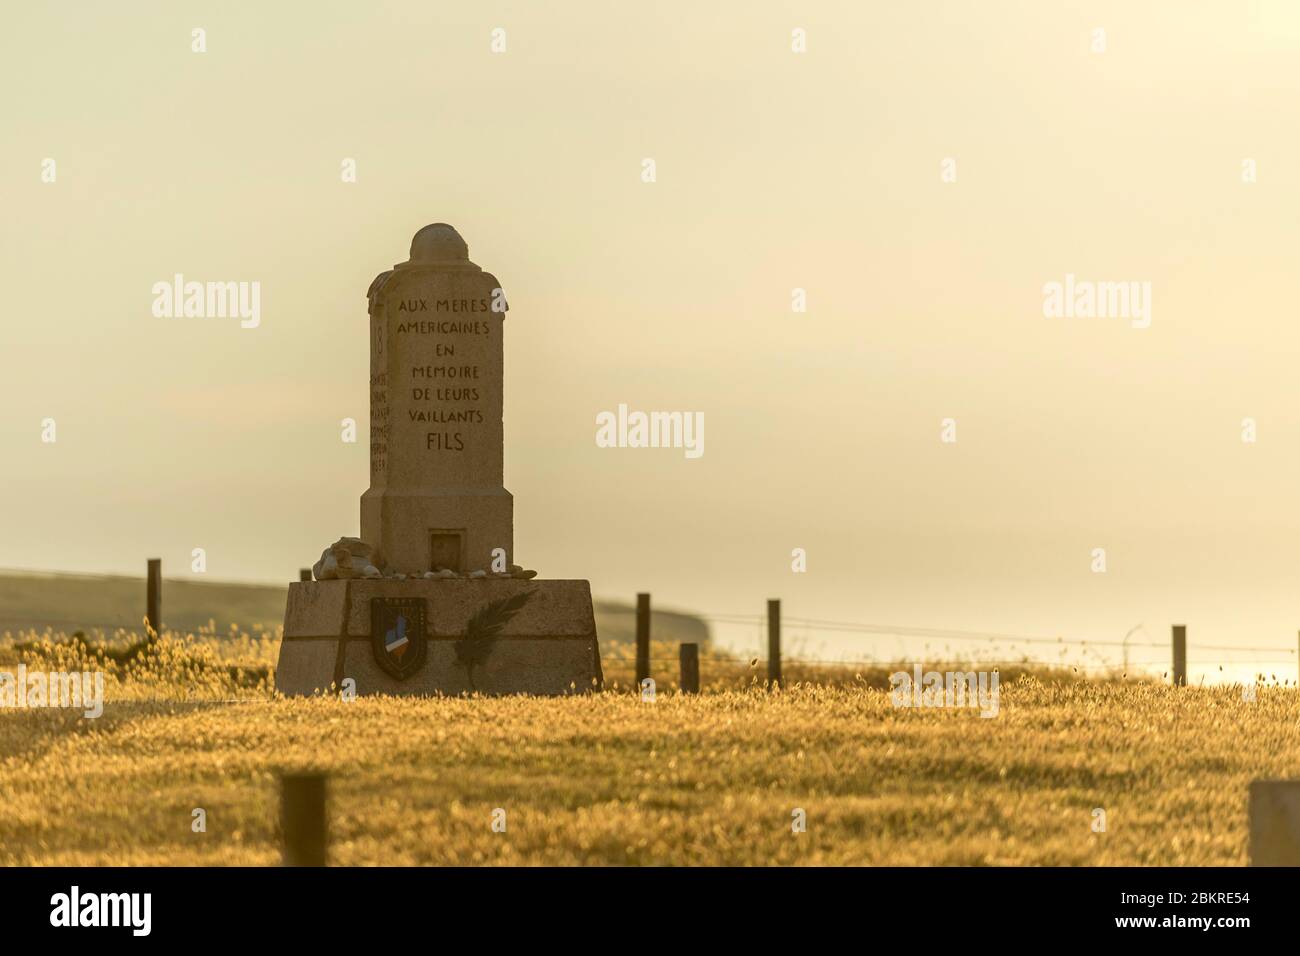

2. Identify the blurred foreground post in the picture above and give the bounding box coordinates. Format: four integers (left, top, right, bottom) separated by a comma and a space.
767, 599, 782, 688
1249, 780, 1300, 866
282, 772, 328, 866
299, 568, 312, 582
635, 593, 650, 686
679, 643, 700, 694
1172, 624, 1186, 687
146, 558, 161, 641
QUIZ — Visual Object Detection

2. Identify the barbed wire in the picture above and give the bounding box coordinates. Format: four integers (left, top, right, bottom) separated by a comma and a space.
701, 613, 1296, 655
603, 658, 1298, 679
0, 616, 140, 630
0, 616, 275, 633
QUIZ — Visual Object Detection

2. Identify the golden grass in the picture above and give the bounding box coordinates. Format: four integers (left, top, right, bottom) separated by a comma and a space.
2, 631, 1297, 865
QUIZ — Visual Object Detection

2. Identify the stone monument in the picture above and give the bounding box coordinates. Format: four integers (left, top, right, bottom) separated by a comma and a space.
275, 224, 602, 696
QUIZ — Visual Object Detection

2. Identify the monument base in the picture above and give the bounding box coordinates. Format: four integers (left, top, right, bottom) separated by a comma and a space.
275, 578, 602, 697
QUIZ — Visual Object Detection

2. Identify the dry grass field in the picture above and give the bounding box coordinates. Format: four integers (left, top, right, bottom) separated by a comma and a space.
2, 630, 1298, 866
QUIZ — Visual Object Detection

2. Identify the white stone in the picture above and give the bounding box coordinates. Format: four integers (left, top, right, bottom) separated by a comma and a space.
312, 536, 384, 581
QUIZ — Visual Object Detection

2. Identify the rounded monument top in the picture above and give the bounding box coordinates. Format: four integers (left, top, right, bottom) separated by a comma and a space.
409, 223, 469, 263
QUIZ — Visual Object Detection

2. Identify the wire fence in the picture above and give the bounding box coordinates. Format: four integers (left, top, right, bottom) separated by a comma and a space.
693, 611, 1299, 680
3, 566, 1298, 682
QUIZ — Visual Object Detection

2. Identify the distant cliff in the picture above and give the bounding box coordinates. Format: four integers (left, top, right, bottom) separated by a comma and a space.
0, 569, 710, 647
592, 600, 711, 649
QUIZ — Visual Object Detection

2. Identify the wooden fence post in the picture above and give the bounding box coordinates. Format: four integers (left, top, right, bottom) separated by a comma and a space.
767, 599, 782, 688
1172, 624, 1186, 687
635, 593, 650, 687
281, 772, 328, 867
146, 558, 161, 641
679, 643, 700, 694
1249, 780, 1300, 866
299, 568, 312, 582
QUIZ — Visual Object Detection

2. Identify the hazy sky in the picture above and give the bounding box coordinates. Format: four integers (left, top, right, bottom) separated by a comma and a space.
3, 2, 1300, 681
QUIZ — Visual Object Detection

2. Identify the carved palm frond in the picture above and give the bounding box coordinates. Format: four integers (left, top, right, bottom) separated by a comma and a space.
454, 589, 536, 668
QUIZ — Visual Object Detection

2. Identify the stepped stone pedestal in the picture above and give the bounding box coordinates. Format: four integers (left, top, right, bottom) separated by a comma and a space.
276, 578, 602, 697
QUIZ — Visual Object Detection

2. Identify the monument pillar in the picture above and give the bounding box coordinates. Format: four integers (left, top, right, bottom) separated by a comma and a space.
361, 223, 513, 574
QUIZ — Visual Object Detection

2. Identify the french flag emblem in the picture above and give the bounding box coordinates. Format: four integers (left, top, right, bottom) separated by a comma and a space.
385, 615, 410, 660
